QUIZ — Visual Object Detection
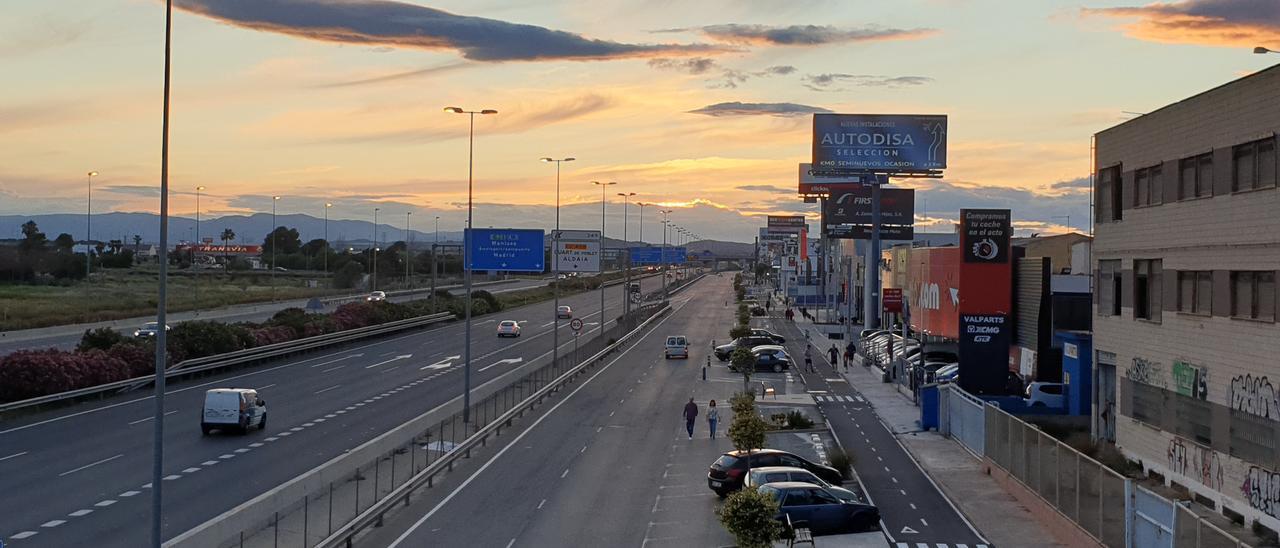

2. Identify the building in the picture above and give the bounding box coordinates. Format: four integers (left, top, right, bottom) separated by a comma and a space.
1092, 64, 1280, 532
1012, 232, 1091, 274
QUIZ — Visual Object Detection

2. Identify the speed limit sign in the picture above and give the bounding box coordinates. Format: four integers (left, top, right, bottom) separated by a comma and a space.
569, 318, 584, 331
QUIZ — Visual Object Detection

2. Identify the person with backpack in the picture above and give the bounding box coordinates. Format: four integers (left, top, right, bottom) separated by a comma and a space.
843, 341, 855, 371
827, 344, 839, 367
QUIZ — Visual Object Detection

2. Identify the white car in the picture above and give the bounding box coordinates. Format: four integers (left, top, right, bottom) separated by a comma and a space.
134, 322, 170, 338
497, 320, 521, 337
201, 388, 266, 435
664, 335, 689, 359
1026, 382, 1066, 408
366, 291, 387, 302
557, 305, 573, 319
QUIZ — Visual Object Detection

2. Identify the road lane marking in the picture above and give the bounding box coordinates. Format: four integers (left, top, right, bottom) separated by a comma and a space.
59, 453, 123, 476
365, 354, 413, 369
314, 385, 341, 395
94, 500, 117, 507
0, 451, 28, 462
128, 410, 178, 425
505, 539, 516, 548
257, 384, 276, 390
69, 509, 93, 516
163, 474, 181, 480
561, 469, 569, 478
10, 531, 38, 539
119, 491, 141, 497
41, 520, 65, 528
182, 467, 201, 473
308, 354, 364, 368
479, 357, 524, 373
537, 499, 546, 509
322, 365, 345, 373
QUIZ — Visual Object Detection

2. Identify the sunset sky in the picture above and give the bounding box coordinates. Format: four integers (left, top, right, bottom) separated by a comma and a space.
2, 0, 1278, 242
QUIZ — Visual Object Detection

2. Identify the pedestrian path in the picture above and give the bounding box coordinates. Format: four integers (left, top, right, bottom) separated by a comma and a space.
893, 543, 989, 548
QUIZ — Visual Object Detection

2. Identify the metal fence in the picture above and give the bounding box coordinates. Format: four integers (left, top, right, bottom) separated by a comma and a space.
170, 301, 668, 548
938, 384, 984, 455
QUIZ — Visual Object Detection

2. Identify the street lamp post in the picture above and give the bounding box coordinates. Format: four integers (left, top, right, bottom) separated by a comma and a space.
660, 210, 672, 299
86, 170, 98, 278
372, 207, 380, 291
194, 185, 205, 314
150, 2, 174, 545
324, 203, 332, 275
271, 195, 280, 301
541, 157, 575, 377
592, 181, 616, 328
446, 106, 497, 426
432, 215, 440, 298
618, 191, 635, 315
636, 202, 647, 245
406, 211, 412, 287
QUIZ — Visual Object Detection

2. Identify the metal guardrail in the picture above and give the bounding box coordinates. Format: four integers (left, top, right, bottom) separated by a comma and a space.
312, 302, 672, 548
0, 312, 454, 415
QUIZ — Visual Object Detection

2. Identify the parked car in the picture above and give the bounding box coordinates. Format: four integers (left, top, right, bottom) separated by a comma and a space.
934, 364, 960, 383
749, 329, 786, 344
758, 482, 881, 535
858, 329, 887, 341
496, 320, 521, 337
366, 290, 387, 302
134, 322, 170, 338
556, 305, 573, 319
664, 335, 689, 359
707, 449, 842, 496
201, 388, 266, 435
1026, 382, 1066, 407
745, 466, 868, 504
750, 306, 767, 316
714, 335, 776, 361
918, 361, 956, 384
743, 345, 793, 373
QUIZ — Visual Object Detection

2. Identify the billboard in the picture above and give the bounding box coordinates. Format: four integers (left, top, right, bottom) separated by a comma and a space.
176, 244, 262, 255
767, 215, 807, 234
630, 246, 687, 265
908, 246, 960, 339
552, 229, 600, 273
825, 225, 914, 240
957, 209, 1013, 395
958, 313, 1012, 394
961, 209, 1011, 264
797, 163, 883, 195
883, 288, 903, 313
465, 228, 545, 272
824, 187, 915, 226
812, 114, 947, 172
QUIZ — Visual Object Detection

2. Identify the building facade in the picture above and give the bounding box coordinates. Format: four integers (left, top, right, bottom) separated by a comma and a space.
1092, 65, 1280, 531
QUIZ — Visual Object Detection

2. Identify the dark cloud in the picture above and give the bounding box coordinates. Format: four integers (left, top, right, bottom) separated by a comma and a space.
647, 57, 720, 75
902, 179, 1091, 233
687, 102, 832, 117
174, 0, 723, 62
316, 62, 469, 88
695, 24, 937, 46
1049, 177, 1091, 192
736, 184, 793, 194
649, 59, 798, 88
761, 65, 797, 76
1082, 0, 1280, 48
802, 73, 933, 91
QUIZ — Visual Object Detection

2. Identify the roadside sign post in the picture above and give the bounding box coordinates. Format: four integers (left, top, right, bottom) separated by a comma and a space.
570, 318, 584, 365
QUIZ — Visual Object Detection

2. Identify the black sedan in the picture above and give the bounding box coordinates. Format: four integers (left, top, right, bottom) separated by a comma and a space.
759, 482, 881, 535
707, 449, 842, 497
714, 335, 776, 361
750, 329, 785, 344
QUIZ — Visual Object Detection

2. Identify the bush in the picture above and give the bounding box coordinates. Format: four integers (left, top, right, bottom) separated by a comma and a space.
717, 488, 784, 548
106, 340, 159, 377
730, 391, 756, 414
728, 398, 767, 452
78, 327, 127, 352
786, 410, 814, 429
728, 324, 751, 340
167, 320, 254, 361
0, 349, 131, 403
332, 261, 365, 290
828, 447, 854, 480
470, 290, 502, 313
249, 325, 295, 346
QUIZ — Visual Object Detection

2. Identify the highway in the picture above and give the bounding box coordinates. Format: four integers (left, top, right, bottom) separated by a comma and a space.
0, 273, 672, 546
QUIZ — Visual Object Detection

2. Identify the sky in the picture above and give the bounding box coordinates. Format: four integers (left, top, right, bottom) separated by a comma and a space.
1, 0, 1278, 243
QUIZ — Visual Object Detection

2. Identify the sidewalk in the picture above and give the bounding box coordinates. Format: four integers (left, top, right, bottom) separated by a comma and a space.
780, 306, 1069, 548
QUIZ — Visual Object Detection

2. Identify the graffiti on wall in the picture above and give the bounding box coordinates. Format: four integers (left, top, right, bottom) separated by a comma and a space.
1167, 437, 1224, 490
1229, 375, 1280, 421
1127, 357, 1166, 388
1172, 360, 1208, 400
1242, 466, 1280, 519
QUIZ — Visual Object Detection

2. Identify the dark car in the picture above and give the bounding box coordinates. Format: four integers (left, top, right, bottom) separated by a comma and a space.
707, 449, 842, 496
739, 345, 791, 373
758, 482, 881, 535
714, 336, 776, 361
749, 329, 785, 344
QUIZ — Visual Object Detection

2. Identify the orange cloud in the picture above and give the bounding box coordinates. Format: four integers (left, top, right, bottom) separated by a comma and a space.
1082, 1, 1280, 48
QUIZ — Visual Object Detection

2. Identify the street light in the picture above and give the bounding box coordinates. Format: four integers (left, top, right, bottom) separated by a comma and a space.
271, 196, 280, 301
636, 202, 648, 245
373, 207, 380, 291
618, 191, 635, 315
86, 171, 98, 278
405, 211, 412, 287
194, 185, 205, 315
150, 4, 174, 544
592, 181, 616, 327
1255, 47, 1277, 54
446, 105, 497, 425
324, 203, 332, 275
660, 210, 672, 298
541, 157, 575, 377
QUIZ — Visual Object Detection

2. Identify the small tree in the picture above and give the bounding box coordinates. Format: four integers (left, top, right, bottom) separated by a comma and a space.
730, 346, 755, 393
717, 488, 783, 548
728, 324, 751, 340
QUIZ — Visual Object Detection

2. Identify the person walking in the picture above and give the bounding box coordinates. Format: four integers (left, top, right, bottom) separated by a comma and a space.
827, 344, 839, 368
707, 400, 720, 439
804, 345, 814, 373
682, 397, 699, 439
843, 341, 855, 371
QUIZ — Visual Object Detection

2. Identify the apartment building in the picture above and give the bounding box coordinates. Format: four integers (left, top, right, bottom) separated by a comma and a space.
1093, 64, 1280, 531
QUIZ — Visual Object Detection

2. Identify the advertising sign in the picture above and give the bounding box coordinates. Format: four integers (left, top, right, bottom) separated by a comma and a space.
961, 209, 1011, 264
812, 114, 948, 172
466, 228, 545, 272
908, 247, 960, 339
552, 229, 600, 273
958, 313, 1011, 395
1172, 360, 1208, 399
176, 244, 263, 255
630, 246, 687, 265
825, 224, 914, 240
767, 215, 807, 234
882, 288, 903, 313
825, 187, 915, 226
797, 163, 884, 195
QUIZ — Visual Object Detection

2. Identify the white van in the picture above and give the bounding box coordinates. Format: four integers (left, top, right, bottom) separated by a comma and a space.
664, 335, 689, 359
202, 388, 267, 435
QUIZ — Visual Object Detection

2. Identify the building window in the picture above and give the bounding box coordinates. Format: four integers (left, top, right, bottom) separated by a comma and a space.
1179, 153, 1213, 200
1099, 260, 1120, 316
1134, 259, 1162, 322
1096, 165, 1121, 222
1177, 271, 1212, 315
1231, 271, 1276, 321
1233, 137, 1277, 192
1134, 165, 1162, 207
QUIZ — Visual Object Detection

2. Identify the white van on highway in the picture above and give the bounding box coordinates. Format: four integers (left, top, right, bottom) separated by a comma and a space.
664, 335, 689, 359
201, 388, 267, 435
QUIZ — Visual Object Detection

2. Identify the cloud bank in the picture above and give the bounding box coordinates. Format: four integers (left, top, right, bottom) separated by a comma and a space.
1082, 0, 1280, 48
683, 24, 937, 46
687, 102, 831, 117
803, 73, 934, 91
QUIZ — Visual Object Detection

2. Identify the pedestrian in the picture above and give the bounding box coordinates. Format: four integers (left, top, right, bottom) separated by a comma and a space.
707, 400, 720, 439
827, 344, 839, 367
844, 341, 855, 371
682, 397, 698, 439
804, 346, 814, 373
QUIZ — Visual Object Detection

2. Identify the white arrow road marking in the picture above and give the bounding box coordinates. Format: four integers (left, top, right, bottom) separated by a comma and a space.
899, 526, 918, 534
421, 355, 461, 370
365, 354, 413, 369
479, 357, 523, 372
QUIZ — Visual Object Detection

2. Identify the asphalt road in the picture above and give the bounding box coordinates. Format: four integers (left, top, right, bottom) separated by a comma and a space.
0, 277, 555, 355
362, 273, 737, 548
0, 273, 673, 546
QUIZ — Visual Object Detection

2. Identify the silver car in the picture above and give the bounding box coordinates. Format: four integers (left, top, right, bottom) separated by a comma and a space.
744, 466, 866, 504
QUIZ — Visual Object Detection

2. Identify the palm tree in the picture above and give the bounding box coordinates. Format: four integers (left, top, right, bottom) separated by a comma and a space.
220, 228, 236, 264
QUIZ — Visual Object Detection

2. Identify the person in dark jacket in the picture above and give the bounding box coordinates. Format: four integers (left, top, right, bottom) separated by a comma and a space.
827, 344, 839, 367
682, 398, 699, 439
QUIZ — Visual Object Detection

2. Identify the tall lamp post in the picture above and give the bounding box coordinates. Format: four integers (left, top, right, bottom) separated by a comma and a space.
271, 195, 280, 301
592, 181, 616, 327
323, 202, 332, 275
636, 202, 647, 245
660, 210, 672, 298
541, 157, 575, 377
446, 106, 497, 426
618, 191, 635, 314
194, 185, 205, 314
86, 170, 98, 278
150, 2, 173, 545
372, 207, 380, 291
406, 211, 413, 287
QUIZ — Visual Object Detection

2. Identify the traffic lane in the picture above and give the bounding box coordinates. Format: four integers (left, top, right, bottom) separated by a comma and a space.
0, 285, 647, 545
371, 276, 724, 547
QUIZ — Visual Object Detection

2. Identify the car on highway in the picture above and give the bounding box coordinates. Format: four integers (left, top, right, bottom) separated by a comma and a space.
556, 305, 573, 319
664, 335, 689, 359
744, 466, 868, 505
201, 388, 266, 435
750, 328, 785, 344
496, 320, 521, 338
714, 335, 776, 361
133, 322, 170, 338
707, 448, 842, 497
757, 482, 881, 535
366, 290, 387, 302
